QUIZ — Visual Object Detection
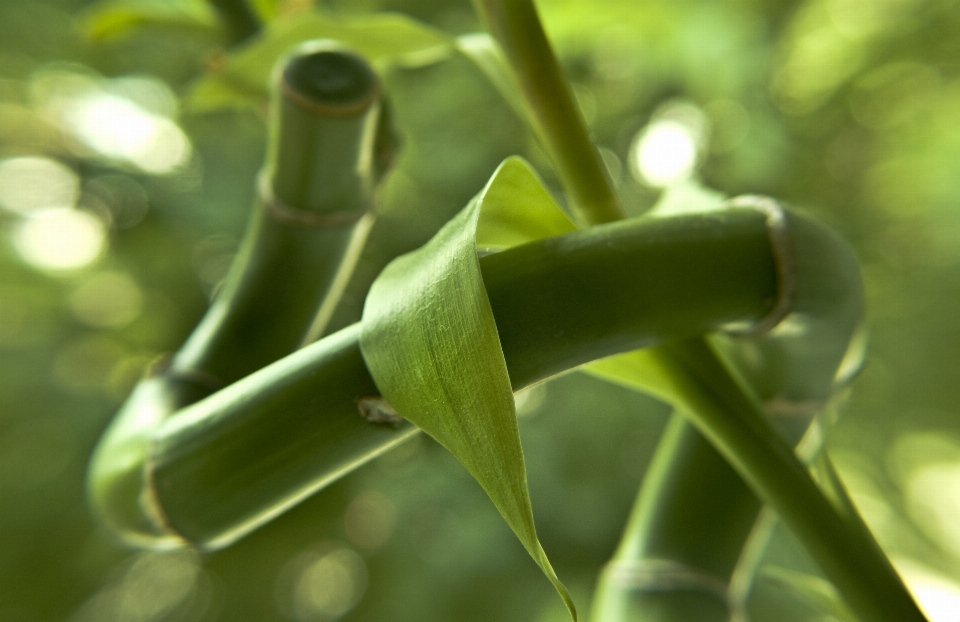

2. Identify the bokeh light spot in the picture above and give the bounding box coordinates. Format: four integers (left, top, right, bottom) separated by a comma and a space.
344, 490, 397, 552
70, 271, 143, 328
65, 93, 190, 174
70, 551, 204, 622
32, 68, 191, 175
13, 206, 106, 271
630, 102, 706, 188
905, 461, 960, 557
631, 120, 698, 187
277, 543, 368, 622
895, 559, 960, 622
0, 156, 79, 215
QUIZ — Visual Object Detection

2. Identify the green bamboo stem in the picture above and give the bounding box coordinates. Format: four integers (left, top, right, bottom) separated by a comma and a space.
89, 194, 922, 622
88, 44, 389, 547
459, 9, 830, 618
90, 205, 781, 548
589, 202, 870, 622
469, 3, 906, 617
471, 0, 624, 226
647, 338, 925, 622
590, 416, 760, 622
171, 43, 383, 383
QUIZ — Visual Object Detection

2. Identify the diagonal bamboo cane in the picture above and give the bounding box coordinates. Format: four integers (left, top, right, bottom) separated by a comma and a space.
469, 2, 925, 621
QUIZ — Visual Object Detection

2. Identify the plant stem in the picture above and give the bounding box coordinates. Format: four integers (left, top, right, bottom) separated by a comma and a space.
468, 4, 915, 619
88, 46, 390, 547
93, 207, 780, 548
173, 45, 383, 383
471, 0, 624, 226
590, 416, 760, 622
652, 337, 926, 622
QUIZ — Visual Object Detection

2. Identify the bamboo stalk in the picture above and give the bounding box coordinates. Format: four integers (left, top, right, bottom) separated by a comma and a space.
588, 202, 870, 621
463, 3, 915, 620
92, 205, 780, 548
471, 0, 624, 226
648, 338, 925, 622
88, 44, 391, 547
171, 43, 384, 384
589, 416, 759, 622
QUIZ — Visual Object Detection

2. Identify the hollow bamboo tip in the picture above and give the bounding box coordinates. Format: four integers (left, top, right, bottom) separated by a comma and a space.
280, 47, 379, 118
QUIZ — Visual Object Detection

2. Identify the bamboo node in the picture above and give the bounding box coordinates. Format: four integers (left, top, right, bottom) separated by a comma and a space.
604, 558, 731, 606
726, 195, 795, 337
259, 172, 369, 227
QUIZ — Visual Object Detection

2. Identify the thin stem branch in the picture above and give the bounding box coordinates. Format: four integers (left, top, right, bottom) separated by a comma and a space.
470, 4, 916, 620
654, 337, 926, 622
471, 0, 624, 226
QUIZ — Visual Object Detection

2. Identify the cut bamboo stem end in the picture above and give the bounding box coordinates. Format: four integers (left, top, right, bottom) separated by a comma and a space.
268, 42, 383, 219
172, 44, 387, 383
724, 195, 795, 337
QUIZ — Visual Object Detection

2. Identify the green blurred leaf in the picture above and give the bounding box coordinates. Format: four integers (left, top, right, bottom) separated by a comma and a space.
248, 0, 278, 22
761, 566, 858, 622
81, 0, 219, 42
185, 67, 266, 113
186, 10, 452, 111
360, 157, 577, 619
456, 33, 527, 122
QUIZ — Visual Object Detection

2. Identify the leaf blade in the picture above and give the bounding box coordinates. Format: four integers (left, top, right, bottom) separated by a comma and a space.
360, 157, 576, 619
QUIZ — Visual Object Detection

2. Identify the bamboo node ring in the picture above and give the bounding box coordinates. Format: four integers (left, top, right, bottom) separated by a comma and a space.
725, 195, 795, 337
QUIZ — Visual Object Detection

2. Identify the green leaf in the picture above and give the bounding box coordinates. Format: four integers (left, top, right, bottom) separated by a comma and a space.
582, 349, 690, 408
185, 68, 266, 113
81, 0, 218, 42
186, 10, 452, 111
360, 157, 577, 619
761, 566, 858, 622
455, 33, 527, 122
248, 0, 278, 22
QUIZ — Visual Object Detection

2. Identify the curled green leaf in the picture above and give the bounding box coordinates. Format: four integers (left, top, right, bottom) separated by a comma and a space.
360, 157, 577, 619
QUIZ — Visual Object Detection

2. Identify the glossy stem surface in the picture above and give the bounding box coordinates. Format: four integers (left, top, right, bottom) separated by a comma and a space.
126, 208, 778, 547
590, 205, 870, 621
590, 416, 759, 622
652, 338, 926, 622
88, 46, 386, 547
173, 45, 382, 386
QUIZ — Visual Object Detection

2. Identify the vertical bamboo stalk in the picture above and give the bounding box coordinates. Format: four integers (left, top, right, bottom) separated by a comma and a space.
471, 0, 624, 226
88, 44, 392, 548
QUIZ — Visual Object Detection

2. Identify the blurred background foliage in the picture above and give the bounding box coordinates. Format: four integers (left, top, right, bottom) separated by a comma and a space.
1, 0, 960, 620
